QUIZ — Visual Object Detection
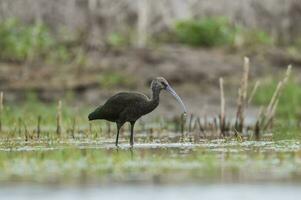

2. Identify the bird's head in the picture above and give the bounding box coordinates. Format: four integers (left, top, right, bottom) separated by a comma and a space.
151, 77, 187, 113
151, 77, 169, 91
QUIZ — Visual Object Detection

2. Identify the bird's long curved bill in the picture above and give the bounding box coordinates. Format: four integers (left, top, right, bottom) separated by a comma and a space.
166, 85, 187, 113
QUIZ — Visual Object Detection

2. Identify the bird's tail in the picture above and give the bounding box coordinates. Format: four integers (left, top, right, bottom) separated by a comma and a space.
88, 106, 103, 121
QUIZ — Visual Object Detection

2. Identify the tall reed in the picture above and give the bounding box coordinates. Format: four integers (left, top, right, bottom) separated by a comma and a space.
56, 100, 62, 136
0, 92, 3, 132
219, 78, 226, 136
235, 57, 249, 133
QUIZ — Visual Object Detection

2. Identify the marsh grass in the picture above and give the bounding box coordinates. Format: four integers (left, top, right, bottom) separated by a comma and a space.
254, 77, 301, 120
253, 71, 301, 140
0, 63, 299, 184
0, 91, 3, 132
0, 60, 295, 143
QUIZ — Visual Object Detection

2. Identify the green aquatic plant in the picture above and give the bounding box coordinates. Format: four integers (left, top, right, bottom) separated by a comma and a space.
174, 17, 236, 47
0, 18, 70, 62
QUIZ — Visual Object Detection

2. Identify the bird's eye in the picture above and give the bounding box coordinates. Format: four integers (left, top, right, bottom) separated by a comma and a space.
161, 81, 167, 87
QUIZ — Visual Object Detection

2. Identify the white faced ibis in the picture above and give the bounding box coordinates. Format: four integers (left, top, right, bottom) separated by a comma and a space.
88, 77, 187, 147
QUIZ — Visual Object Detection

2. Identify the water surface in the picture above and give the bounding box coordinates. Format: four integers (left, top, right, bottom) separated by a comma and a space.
1, 184, 300, 200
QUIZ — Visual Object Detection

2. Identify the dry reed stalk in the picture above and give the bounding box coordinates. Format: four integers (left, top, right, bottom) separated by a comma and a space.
90, 121, 97, 139
235, 89, 243, 132
94, 128, 98, 139
37, 115, 41, 139
265, 82, 283, 119
219, 78, 226, 136
270, 99, 279, 118
56, 100, 62, 136
248, 80, 260, 105
192, 117, 198, 131
149, 127, 154, 141
71, 117, 76, 139
213, 117, 218, 134
193, 117, 202, 138
242, 57, 250, 101
0, 92, 3, 132
235, 57, 250, 133
267, 65, 291, 114
226, 122, 230, 133
194, 116, 204, 133
254, 121, 260, 140
89, 122, 93, 137
180, 113, 186, 137
256, 106, 264, 122
23, 121, 28, 141
264, 99, 279, 130
254, 106, 264, 140
18, 117, 22, 136
283, 65, 292, 84
99, 125, 102, 137
261, 65, 292, 129
188, 114, 194, 132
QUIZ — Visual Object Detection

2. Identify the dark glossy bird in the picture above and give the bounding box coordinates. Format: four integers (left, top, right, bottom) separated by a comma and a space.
88, 77, 187, 147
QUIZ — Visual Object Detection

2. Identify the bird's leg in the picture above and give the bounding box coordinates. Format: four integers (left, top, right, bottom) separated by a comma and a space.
116, 122, 123, 147
130, 121, 136, 147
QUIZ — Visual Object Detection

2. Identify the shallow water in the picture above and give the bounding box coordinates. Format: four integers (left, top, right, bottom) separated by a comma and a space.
1, 137, 300, 197
1, 138, 300, 152
1, 184, 301, 200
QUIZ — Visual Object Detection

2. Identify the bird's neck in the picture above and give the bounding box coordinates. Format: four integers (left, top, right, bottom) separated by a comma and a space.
151, 87, 161, 102
144, 88, 160, 113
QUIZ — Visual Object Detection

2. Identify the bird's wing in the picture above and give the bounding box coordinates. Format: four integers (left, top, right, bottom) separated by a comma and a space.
100, 92, 149, 120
